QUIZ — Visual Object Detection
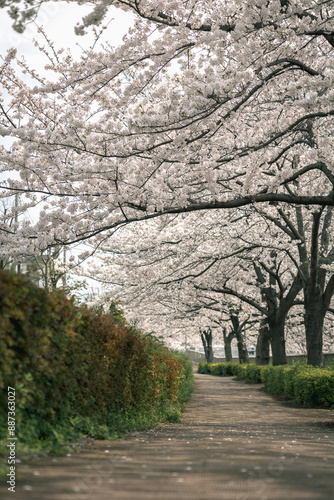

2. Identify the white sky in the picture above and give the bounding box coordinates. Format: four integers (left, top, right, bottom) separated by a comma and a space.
0, 2, 134, 61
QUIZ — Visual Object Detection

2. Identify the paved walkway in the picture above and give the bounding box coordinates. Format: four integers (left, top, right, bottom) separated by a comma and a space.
1, 373, 334, 500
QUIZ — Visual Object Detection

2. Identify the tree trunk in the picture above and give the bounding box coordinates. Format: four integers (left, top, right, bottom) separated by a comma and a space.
223, 328, 233, 362
230, 313, 249, 364
269, 320, 286, 366
201, 328, 213, 363
301, 211, 329, 366
235, 328, 249, 364
256, 321, 270, 365
304, 289, 325, 366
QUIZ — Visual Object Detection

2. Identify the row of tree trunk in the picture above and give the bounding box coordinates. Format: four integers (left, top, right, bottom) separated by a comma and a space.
199, 207, 334, 368
201, 317, 249, 365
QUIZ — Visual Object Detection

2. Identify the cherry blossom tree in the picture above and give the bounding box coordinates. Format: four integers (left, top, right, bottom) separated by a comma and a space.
1, 0, 334, 259
193, 241, 303, 365
1, 1, 334, 365
86, 210, 297, 363
215, 310, 251, 364
253, 203, 334, 365
88, 199, 333, 365
199, 327, 213, 363
191, 203, 334, 366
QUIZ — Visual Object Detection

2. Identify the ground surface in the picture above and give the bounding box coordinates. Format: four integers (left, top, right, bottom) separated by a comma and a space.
1, 372, 334, 500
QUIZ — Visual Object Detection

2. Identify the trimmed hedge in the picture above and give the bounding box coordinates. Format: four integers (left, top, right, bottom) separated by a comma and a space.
198, 361, 239, 376
0, 270, 194, 459
240, 363, 263, 383
198, 361, 334, 408
198, 361, 211, 374
288, 367, 334, 408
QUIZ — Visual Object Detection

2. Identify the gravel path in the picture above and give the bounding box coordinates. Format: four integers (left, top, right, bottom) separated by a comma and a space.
1, 372, 334, 500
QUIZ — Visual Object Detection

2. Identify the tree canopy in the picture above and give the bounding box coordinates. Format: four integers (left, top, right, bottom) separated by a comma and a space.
1, 0, 334, 363
1, 0, 334, 255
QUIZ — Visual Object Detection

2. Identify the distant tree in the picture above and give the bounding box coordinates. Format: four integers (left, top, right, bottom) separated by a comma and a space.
200, 327, 213, 364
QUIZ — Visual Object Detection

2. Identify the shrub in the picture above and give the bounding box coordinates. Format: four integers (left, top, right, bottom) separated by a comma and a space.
229, 363, 242, 376
209, 363, 224, 376
234, 363, 263, 382
245, 363, 263, 383
222, 362, 239, 376
0, 270, 194, 462
175, 354, 195, 406
234, 363, 247, 380
198, 362, 239, 377
0, 273, 84, 424
262, 364, 334, 408
197, 358, 334, 409
262, 365, 285, 394
292, 367, 334, 408
198, 362, 240, 376
198, 362, 211, 374
282, 365, 300, 399
260, 365, 274, 389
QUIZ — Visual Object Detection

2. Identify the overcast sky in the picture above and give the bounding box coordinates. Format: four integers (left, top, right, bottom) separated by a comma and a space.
0, 2, 133, 65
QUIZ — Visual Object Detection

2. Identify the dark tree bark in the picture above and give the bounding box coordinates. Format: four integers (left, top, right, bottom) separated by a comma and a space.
254, 264, 287, 366
201, 327, 213, 363
305, 211, 334, 365
256, 320, 270, 365
303, 269, 334, 366
223, 327, 234, 362
230, 313, 249, 364
236, 333, 249, 364
269, 320, 286, 366
304, 291, 325, 366
299, 209, 334, 365
253, 257, 303, 366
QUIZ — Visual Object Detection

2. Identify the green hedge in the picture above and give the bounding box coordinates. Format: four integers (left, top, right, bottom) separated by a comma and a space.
198, 361, 334, 408
0, 271, 194, 461
198, 361, 211, 374
198, 361, 239, 376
